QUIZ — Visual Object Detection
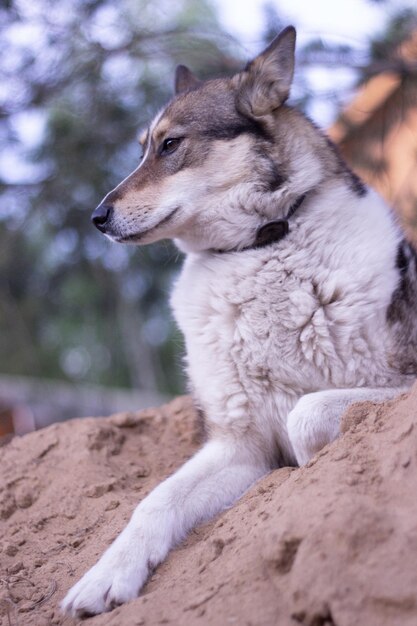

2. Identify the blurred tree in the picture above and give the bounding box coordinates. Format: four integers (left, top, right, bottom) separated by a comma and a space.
0, 0, 241, 394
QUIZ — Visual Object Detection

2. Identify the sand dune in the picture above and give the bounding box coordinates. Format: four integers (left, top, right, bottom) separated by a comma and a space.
1, 385, 416, 626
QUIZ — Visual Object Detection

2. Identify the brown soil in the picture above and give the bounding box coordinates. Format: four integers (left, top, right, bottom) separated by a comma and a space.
1, 385, 417, 626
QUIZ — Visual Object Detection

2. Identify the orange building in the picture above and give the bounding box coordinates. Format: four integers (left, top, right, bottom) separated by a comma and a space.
328, 30, 417, 245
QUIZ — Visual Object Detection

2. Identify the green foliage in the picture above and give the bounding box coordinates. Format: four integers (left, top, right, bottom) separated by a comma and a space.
0, 0, 240, 393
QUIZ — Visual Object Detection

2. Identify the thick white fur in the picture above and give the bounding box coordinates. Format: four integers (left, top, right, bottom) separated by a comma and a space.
172, 180, 409, 452
62, 174, 413, 617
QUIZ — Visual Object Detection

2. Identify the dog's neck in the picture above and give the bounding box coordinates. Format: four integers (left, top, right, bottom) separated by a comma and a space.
211, 193, 307, 254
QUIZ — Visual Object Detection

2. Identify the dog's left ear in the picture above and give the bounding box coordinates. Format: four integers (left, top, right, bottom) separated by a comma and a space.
236, 26, 296, 117
175, 65, 201, 95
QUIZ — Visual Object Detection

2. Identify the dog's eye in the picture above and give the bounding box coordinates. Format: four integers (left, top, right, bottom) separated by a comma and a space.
160, 137, 182, 155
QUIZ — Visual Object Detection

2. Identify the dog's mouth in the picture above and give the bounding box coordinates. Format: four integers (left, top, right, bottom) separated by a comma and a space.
110, 206, 181, 244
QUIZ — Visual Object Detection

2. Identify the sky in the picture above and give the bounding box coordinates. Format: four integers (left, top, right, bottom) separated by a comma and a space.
214, 0, 398, 51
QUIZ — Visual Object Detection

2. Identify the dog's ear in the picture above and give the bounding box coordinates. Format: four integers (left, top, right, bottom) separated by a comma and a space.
175, 65, 201, 95
236, 26, 296, 117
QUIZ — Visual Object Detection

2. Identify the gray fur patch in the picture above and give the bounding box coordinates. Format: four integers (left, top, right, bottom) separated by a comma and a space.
322, 134, 367, 198
387, 240, 417, 375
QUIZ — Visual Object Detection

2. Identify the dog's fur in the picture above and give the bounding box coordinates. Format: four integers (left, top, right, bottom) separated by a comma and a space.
62, 27, 417, 617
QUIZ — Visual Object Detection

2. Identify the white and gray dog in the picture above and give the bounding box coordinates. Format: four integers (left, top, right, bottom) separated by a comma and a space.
62, 26, 417, 617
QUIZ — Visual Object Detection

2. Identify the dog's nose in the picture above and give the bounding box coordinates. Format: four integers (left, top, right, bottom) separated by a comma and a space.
92, 204, 113, 232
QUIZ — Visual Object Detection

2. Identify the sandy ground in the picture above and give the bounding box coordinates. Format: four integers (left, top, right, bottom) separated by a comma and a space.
1, 384, 417, 626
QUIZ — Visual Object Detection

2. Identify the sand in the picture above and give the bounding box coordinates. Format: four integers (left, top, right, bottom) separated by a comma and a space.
1, 384, 417, 626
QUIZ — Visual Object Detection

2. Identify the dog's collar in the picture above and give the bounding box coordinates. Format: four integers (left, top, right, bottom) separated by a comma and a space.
212, 193, 306, 254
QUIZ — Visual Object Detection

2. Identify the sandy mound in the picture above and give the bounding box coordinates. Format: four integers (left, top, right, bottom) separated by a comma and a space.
1, 384, 416, 626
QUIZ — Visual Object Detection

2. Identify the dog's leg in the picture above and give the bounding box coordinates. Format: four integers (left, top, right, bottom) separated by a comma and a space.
61, 436, 268, 617
287, 387, 408, 466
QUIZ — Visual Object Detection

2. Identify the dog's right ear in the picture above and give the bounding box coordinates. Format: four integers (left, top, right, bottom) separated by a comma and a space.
235, 26, 296, 117
174, 65, 201, 95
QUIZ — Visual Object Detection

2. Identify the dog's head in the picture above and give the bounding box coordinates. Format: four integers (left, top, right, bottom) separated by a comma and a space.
92, 26, 317, 253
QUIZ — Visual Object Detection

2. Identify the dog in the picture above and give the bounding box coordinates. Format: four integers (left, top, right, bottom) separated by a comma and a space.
62, 26, 417, 617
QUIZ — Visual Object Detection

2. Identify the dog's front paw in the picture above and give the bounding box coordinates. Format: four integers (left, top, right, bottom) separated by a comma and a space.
61, 543, 149, 617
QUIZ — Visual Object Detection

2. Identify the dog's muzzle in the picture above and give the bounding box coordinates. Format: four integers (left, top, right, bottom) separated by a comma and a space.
91, 203, 113, 232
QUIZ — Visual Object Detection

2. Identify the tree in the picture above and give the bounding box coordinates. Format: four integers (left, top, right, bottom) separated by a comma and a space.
0, 0, 241, 393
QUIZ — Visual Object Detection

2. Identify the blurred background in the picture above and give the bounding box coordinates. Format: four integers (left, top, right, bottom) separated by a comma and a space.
1, 0, 417, 437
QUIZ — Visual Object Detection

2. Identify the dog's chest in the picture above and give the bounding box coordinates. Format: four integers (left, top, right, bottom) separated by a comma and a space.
171, 244, 391, 426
